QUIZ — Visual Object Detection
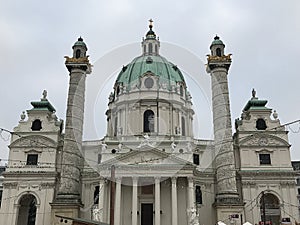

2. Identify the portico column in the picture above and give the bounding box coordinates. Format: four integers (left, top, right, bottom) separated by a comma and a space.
171, 177, 178, 225
187, 177, 194, 209
132, 177, 138, 225
155, 177, 161, 225
114, 177, 122, 225
98, 177, 106, 222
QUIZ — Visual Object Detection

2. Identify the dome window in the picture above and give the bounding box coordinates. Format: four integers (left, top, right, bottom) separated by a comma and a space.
31, 119, 42, 131
116, 86, 120, 96
256, 118, 267, 130
180, 85, 184, 96
144, 110, 154, 132
146, 57, 153, 64
181, 117, 186, 136
75, 49, 81, 58
114, 117, 118, 136
148, 43, 153, 54
144, 77, 154, 88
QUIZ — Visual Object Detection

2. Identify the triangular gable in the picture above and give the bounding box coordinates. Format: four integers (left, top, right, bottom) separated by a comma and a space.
101, 148, 193, 167
239, 134, 290, 147
9, 135, 57, 148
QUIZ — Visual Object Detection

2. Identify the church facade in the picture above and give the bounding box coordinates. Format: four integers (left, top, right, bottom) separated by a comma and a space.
0, 22, 298, 225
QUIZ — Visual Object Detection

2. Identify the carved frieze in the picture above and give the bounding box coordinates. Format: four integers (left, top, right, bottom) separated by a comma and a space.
3, 182, 18, 189
10, 135, 56, 148
240, 135, 289, 147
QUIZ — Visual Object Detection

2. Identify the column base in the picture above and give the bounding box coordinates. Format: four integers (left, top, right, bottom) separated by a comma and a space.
214, 205, 244, 225
213, 193, 244, 225
50, 202, 83, 225
214, 192, 242, 206
54, 193, 82, 204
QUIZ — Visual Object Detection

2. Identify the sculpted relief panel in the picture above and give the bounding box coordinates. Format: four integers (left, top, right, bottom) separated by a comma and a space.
241, 136, 288, 147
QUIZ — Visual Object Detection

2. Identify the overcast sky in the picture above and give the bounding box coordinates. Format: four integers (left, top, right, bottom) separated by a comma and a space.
1, 0, 300, 164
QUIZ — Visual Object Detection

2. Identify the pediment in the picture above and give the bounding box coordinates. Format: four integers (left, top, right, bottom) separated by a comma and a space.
9, 135, 57, 148
101, 148, 192, 167
240, 134, 290, 147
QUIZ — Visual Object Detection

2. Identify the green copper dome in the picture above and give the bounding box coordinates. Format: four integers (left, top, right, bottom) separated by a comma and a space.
210, 35, 225, 49
73, 37, 87, 49
116, 55, 185, 87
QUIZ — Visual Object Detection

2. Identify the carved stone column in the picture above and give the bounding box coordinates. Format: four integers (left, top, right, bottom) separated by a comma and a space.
114, 177, 122, 225
187, 177, 194, 209
52, 38, 92, 219
206, 36, 240, 205
155, 177, 161, 225
98, 177, 105, 222
132, 177, 138, 225
171, 177, 178, 225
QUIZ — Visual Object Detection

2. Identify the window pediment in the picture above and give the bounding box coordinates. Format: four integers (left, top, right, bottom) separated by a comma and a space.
255, 149, 273, 153
24, 149, 42, 154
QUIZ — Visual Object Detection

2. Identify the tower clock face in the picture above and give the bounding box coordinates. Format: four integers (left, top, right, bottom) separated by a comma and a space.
144, 77, 154, 88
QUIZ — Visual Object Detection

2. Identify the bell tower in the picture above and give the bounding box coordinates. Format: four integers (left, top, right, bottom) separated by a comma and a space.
52, 37, 92, 219
206, 36, 243, 221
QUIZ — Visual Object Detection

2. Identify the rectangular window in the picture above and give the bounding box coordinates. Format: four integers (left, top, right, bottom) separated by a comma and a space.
26, 154, 38, 165
193, 154, 200, 165
259, 154, 271, 165
298, 188, 300, 195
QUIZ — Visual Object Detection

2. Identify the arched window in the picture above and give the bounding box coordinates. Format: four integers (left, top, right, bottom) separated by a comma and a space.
148, 43, 153, 54
180, 85, 184, 96
75, 49, 81, 58
144, 110, 154, 133
155, 44, 158, 54
31, 119, 42, 131
216, 48, 221, 57
17, 194, 37, 225
260, 193, 280, 224
256, 118, 267, 130
181, 117, 186, 136
144, 45, 146, 54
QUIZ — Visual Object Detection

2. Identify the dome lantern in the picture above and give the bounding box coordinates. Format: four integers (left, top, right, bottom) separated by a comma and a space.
72, 37, 87, 59
210, 35, 225, 57
142, 19, 160, 56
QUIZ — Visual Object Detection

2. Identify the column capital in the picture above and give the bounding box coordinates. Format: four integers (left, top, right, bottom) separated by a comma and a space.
154, 176, 161, 182
171, 177, 177, 184
115, 177, 122, 183
132, 177, 138, 184
187, 177, 194, 183
100, 176, 106, 182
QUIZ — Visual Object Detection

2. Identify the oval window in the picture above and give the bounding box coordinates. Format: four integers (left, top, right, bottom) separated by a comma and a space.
144, 77, 154, 89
